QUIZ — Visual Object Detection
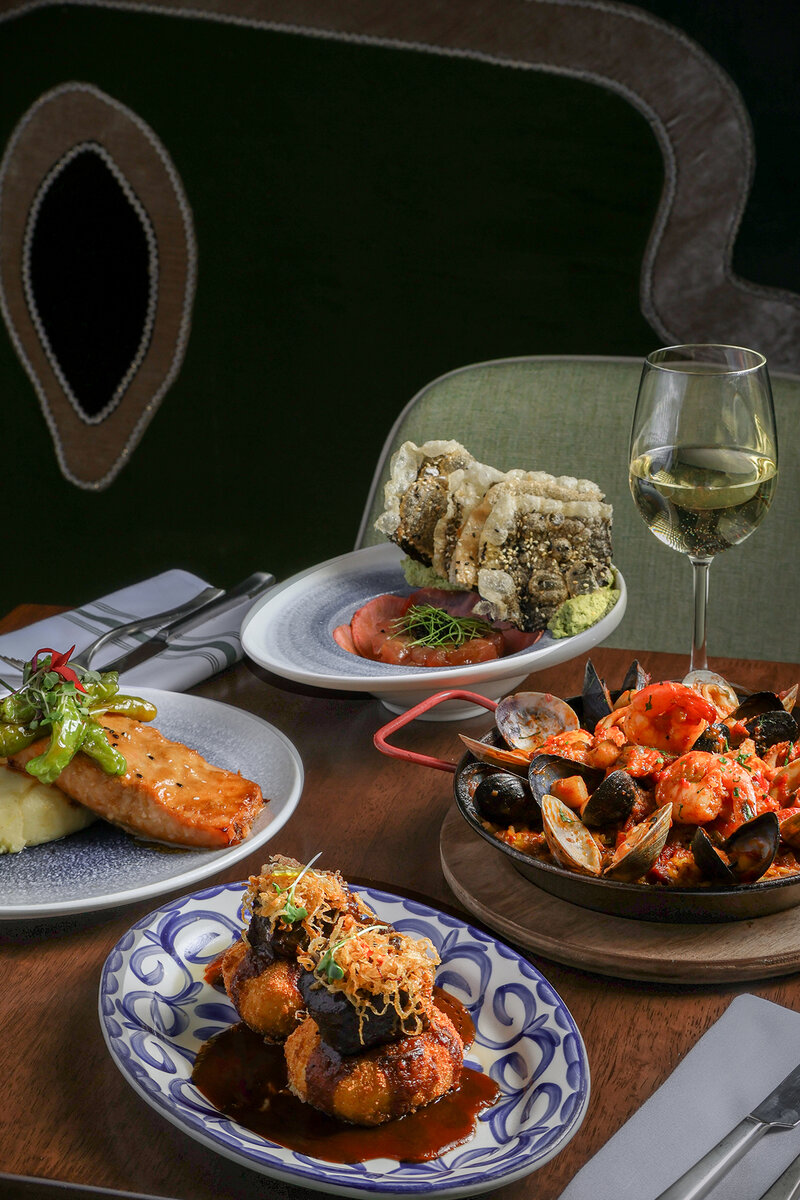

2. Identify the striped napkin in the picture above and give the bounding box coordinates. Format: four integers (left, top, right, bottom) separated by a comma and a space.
0, 569, 250, 693
560, 994, 800, 1200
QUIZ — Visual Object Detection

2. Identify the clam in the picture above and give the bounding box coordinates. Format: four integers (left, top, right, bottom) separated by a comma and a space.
682, 670, 740, 719
540, 794, 602, 876
603, 803, 672, 882
459, 690, 581, 776
692, 812, 780, 885
779, 809, 800, 849
459, 734, 530, 777
473, 770, 540, 827
494, 691, 580, 754
581, 770, 640, 828
769, 759, 800, 805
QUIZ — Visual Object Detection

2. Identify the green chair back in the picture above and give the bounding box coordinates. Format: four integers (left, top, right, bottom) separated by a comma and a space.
358, 356, 799, 663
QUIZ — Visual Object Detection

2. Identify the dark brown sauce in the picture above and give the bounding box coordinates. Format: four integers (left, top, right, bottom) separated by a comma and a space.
191, 993, 497, 1164
433, 985, 474, 1049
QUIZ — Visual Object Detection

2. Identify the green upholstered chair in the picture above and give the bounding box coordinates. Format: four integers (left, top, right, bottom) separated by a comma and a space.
356, 356, 799, 663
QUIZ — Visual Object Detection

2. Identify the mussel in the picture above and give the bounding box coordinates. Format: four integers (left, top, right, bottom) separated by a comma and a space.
582, 660, 613, 728
603, 803, 672, 882
692, 812, 780, 885
742, 710, 798, 756
733, 691, 793, 720
540, 795, 602, 876
581, 658, 649, 728
473, 770, 541, 827
692, 722, 732, 753
581, 770, 641, 828
528, 753, 603, 809
528, 753, 639, 828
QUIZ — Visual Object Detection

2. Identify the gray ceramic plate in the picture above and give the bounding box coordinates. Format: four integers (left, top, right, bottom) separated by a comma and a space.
0, 688, 304, 919
242, 543, 626, 719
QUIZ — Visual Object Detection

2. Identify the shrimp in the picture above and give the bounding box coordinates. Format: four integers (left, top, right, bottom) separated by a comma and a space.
606, 682, 717, 755
655, 750, 759, 827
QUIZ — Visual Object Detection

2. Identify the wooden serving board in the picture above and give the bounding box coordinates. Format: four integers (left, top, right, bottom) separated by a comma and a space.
439, 806, 800, 983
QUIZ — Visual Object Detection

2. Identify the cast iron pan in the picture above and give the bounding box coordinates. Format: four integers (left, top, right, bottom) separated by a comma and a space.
374, 688, 800, 924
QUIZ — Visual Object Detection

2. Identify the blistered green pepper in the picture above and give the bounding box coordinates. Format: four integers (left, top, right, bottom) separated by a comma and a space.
80, 719, 127, 776
85, 672, 120, 706
24, 699, 86, 785
0, 692, 37, 725
0, 721, 40, 758
90, 695, 157, 723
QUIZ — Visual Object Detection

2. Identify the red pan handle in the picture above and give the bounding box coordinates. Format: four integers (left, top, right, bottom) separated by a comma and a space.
373, 689, 498, 772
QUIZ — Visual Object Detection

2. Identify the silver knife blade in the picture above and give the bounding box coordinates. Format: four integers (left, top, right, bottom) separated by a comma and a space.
753, 1062, 800, 1126
98, 571, 275, 676
656, 1062, 800, 1199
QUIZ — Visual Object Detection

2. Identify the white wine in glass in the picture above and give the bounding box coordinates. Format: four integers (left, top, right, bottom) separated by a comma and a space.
629, 345, 778, 670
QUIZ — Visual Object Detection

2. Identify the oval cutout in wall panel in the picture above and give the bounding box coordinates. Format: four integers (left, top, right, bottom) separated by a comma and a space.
26, 142, 157, 424
0, 82, 196, 489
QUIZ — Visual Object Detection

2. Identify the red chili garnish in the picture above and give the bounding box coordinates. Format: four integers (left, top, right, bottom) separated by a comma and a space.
30, 646, 87, 693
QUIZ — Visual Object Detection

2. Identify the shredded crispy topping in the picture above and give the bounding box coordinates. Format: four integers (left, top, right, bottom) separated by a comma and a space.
243, 854, 375, 943
298, 916, 440, 1038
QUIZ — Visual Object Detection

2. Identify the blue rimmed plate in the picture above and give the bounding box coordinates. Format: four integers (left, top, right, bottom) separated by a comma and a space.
99, 881, 590, 1198
241, 543, 626, 720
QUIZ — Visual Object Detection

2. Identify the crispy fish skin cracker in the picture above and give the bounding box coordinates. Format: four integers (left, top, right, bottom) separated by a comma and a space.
10, 715, 265, 847
374, 440, 474, 564
376, 440, 614, 633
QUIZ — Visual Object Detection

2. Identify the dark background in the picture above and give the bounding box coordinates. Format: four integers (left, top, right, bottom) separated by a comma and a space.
0, 1, 796, 610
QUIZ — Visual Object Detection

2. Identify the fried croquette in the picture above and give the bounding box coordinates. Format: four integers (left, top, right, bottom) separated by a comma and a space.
284, 1007, 464, 1126
221, 941, 303, 1042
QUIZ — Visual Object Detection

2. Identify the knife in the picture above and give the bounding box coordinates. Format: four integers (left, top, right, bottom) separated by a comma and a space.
655, 1062, 800, 1200
759, 1151, 800, 1200
69, 584, 224, 669
96, 570, 275, 675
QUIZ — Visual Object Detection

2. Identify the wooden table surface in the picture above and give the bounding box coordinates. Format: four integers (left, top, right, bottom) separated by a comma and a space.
2, 603, 799, 1200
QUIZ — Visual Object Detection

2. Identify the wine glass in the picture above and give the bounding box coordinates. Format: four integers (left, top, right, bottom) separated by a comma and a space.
629, 344, 778, 672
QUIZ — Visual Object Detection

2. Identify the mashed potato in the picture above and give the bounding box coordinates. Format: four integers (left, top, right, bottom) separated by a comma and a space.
0, 763, 96, 853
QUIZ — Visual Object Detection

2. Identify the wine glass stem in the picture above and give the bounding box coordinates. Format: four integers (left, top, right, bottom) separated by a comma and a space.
689, 556, 712, 672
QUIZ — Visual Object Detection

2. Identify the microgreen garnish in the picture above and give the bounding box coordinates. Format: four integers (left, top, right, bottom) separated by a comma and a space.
1, 648, 101, 728
272, 852, 322, 925
316, 924, 388, 982
0, 648, 129, 783
390, 604, 494, 649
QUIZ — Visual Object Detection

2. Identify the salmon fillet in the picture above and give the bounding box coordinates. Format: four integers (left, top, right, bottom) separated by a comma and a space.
10, 715, 266, 848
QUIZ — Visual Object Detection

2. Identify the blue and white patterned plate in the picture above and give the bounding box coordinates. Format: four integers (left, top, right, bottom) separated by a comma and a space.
99, 881, 590, 1198
0, 690, 303, 920
241, 543, 626, 719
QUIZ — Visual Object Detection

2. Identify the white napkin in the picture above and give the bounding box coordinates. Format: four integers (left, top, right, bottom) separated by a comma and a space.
0, 569, 252, 693
561, 994, 800, 1200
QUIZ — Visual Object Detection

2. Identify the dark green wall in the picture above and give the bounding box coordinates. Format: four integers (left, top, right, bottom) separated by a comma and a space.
0, 8, 663, 609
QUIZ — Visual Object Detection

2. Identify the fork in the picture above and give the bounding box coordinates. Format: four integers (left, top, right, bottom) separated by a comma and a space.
0, 585, 223, 675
